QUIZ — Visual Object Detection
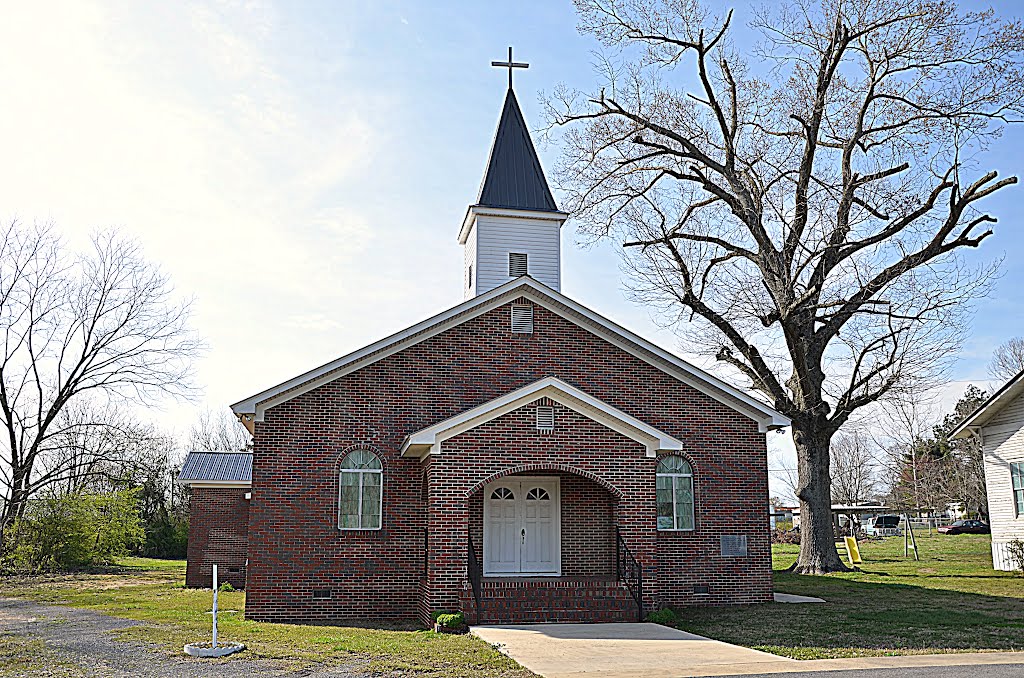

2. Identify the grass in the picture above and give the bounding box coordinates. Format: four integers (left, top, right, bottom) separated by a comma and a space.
0, 560, 529, 677
674, 533, 1024, 660
4, 536, 1021, 670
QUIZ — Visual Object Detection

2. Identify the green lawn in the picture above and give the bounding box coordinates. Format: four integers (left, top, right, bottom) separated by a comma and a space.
0, 559, 528, 677
676, 534, 1024, 659
3, 536, 1021, 670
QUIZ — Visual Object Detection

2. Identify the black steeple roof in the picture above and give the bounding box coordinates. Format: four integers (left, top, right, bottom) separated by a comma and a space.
475, 87, 559, 212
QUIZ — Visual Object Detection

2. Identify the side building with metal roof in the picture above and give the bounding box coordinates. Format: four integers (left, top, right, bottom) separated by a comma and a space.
177, 452, 252, 589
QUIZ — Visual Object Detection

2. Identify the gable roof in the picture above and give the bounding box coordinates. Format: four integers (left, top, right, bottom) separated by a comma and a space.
400, 376, 684, 459
950, 368, 1024, 439
178, 452, 252, 486
475, 87, 558, 212
231, 277, 790, 433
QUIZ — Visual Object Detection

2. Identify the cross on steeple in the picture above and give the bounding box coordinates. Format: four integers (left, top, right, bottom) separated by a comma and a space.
491, 46, 528, 89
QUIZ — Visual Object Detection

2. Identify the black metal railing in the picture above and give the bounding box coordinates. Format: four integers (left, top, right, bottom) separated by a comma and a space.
467, 534, 482, 615
616, 528, 644, 622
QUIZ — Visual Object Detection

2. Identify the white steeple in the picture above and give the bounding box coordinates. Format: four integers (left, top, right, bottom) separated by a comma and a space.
460, 52, 567, 298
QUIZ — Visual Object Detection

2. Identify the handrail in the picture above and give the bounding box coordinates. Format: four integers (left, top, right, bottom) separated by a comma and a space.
467, 534, 482, 617
616, 527, 644, 622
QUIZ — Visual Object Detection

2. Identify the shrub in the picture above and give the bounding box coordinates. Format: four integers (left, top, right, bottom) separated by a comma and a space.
2, 489, 144, 571
646, 607, 680, 626
434, 612, 465, 629
430, 609, 454, 623
218, 582, 236, 592
1007, 539, 1024, 575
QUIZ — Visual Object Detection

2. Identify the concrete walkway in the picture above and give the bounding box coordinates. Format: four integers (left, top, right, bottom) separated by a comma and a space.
471, 623, 1024, 678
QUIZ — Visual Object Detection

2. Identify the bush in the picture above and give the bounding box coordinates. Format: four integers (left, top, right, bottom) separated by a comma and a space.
646, 607, 680, 626
2, 489, 144, 571
218, 582, 235, 592
141, 511, 188, 559
434, 612, 465, 629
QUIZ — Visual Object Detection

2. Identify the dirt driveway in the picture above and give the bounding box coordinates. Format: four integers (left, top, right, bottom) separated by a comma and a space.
0, 597, 363, 677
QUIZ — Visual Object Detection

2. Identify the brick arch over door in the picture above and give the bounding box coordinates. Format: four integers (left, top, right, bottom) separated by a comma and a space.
468, 466, 621, 578
466, 463, 625, 501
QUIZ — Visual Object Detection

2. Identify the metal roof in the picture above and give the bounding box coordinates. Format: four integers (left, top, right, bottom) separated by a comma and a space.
475, 87, 558, 212
178, 452, 252, 484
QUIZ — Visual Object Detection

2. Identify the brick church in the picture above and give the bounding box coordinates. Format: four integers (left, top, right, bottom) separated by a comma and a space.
179, 60, 789, 626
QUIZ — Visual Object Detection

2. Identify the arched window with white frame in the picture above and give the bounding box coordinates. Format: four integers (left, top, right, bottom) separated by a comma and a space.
656, 456, 695, 531
338, 449, 382, 530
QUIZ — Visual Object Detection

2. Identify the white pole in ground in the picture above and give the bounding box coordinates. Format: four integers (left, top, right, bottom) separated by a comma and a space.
212, 564, 219, 648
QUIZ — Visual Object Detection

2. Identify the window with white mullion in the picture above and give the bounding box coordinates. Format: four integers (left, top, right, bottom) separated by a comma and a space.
657, 456, 695, 531
338, 450, 382, 530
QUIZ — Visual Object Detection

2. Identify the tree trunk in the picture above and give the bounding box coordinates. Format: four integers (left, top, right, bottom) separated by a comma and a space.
792, 419, 849, 574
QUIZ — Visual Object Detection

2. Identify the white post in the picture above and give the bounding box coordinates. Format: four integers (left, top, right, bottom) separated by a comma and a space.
212, 564, 219, 648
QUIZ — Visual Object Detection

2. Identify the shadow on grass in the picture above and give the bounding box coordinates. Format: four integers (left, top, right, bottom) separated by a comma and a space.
676, 572, 1024, 660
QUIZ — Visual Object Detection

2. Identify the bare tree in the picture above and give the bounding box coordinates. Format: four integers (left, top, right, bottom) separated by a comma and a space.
546, 0, 1023, 572
830, 432, 878, 505
989, 337, 1024, 382
0, 222, 199, 551
37, 398, 171, 497
187, 408, 251, 452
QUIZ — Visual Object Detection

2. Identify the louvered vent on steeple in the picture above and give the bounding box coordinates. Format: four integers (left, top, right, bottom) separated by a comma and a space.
508, 253, 528, 277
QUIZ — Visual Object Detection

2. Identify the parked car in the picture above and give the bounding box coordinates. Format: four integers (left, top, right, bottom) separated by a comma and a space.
937, 520, 990, 535
864, 515, 903, 537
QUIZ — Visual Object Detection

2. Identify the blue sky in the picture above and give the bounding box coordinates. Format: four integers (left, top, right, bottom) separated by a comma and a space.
2, 1, 1022, 499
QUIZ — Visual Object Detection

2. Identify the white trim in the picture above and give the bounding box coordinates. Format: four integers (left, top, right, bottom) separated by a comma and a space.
951, 368, 1024, 439
177, 480, 251, 488
231, 277, 790, 432
400, 377, 683, 459
459, 205, 568, 244
482, 476, 561, 577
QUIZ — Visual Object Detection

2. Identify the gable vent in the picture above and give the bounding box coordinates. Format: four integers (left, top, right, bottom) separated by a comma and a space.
508, 252, 528, 277
720, 535, 748, 558
536, 406, 554, 431
511, 305, 534, 333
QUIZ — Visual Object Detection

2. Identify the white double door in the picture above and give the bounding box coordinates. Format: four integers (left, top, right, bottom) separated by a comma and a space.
483, 477, 561, 576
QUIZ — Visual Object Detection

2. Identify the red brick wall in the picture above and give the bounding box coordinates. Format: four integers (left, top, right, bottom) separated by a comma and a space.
186, 487, 250, 590
246, 297, 772, 624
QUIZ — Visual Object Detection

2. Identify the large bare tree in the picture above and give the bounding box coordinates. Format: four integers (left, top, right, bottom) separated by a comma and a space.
547, 0, 1023, 571
0, 222, 199, 551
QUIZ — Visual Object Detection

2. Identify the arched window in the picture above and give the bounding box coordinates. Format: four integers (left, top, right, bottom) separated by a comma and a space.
656, 456, 694, 531
338, 450, 382, 530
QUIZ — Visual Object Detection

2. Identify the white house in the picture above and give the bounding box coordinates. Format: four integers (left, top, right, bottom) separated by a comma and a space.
951, 368, 1024, 571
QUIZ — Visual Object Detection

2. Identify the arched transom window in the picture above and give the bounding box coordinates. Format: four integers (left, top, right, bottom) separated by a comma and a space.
338, 450, 382, 530
657, 456, 694, 531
